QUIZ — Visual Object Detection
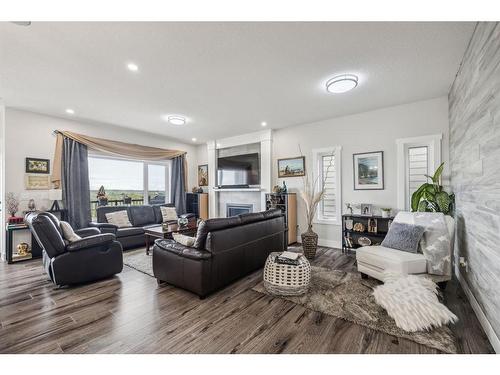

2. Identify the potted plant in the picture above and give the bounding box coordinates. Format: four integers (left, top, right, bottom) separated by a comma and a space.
380, 207, 392, 218
411, 162, 454, 215
299, 149, 334, 259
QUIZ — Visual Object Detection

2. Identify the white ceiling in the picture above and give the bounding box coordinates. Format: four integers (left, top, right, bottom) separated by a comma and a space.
0, 22, 474, 144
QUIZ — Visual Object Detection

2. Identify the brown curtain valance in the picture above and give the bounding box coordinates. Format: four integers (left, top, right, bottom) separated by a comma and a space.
51, 130, 186, 188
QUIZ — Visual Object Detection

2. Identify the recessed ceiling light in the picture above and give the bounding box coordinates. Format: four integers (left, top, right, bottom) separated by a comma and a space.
127, 63, 139, 72
163, 115, 187, 126
326, 74, 358, 94
65, 108, 75, 115
261, 121, 267, 127
191, 138, 197, 142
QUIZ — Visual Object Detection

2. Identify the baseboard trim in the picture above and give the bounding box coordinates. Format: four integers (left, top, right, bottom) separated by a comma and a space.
455, 264, 499, 353
295, 236, 341, 250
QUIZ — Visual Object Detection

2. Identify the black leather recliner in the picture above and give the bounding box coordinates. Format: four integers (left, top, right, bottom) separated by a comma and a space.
25, 212, 123, 286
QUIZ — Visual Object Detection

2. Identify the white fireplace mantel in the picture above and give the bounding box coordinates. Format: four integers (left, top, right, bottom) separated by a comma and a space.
207, 129, 273, 218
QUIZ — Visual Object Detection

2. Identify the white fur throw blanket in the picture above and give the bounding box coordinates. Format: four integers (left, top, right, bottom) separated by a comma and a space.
373, 273, 458, 332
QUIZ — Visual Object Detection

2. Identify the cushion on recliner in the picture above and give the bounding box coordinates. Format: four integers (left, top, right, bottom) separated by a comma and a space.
193, 216, 242, 249
128, 205, 156, 226
153, 204, 175, 223
116, 227, 145, 238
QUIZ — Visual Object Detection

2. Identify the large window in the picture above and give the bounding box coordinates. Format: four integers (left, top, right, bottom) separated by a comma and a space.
88, 155, 170, 217
313, 147, 342, 224
396, 134, 442, 210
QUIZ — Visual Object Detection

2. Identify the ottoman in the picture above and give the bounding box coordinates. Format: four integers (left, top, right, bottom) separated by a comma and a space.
263, 252, 311, 296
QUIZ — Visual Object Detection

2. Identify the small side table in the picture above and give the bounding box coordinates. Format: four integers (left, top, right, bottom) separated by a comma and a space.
263, 252, 311, 296
5, 224, 42, 264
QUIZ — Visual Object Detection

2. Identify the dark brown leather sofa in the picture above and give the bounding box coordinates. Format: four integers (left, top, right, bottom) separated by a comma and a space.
92, 204, 195, 249
152, 209, 286, 298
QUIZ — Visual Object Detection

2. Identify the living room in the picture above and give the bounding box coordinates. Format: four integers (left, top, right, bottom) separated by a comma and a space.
1, 1, 499, 374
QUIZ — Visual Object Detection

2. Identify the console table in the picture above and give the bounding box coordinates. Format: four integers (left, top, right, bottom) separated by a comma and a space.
342, 214, 394, 254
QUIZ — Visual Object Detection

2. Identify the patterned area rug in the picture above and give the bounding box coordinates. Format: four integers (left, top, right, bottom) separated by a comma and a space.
252, 266, 457, 353
123, 248, 154, 277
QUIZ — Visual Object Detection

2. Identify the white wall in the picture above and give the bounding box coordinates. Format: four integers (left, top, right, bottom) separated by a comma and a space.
3, 108, 199, 217
273, 97, 449, 247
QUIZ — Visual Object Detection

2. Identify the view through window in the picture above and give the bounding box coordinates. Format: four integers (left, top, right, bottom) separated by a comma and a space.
88, 156, 169, 218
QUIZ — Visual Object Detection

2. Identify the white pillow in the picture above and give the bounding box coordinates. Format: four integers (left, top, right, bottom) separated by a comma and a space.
160, 206, 178, 222
172, 233, 195, 247
105, 210, 132, 228
60, 221, 82, 242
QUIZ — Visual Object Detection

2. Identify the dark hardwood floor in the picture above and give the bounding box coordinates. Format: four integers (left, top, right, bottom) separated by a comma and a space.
0, 247, 494, 354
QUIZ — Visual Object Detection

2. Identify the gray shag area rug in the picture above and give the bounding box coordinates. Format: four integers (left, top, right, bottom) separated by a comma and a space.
252, 266, 457, 353
123, 249, 154, 277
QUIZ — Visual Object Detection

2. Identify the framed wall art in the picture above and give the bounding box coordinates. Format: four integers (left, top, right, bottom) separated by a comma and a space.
25, 158, 50, 174
25, 174, 50, 190
353, 151, 384, 190
198, 164, 208, 186
278, 156, 305, 178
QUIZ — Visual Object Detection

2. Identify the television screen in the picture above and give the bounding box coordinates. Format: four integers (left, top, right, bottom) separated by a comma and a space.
217, 153, 260, 186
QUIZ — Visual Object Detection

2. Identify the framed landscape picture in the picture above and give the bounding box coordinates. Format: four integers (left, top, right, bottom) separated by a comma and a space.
278, 156, 305, 178
25, 157, 50, 174
353, 151, 384, 190
198, 164, 208, 186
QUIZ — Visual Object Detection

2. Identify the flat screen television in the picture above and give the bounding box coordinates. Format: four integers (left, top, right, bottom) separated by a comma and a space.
217, 153, 260, 187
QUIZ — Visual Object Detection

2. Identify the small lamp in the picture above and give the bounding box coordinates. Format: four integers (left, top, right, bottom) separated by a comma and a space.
48, 189, 63, 211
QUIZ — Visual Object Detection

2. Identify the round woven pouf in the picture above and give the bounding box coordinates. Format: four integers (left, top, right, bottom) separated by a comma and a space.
263, 252, 311, 296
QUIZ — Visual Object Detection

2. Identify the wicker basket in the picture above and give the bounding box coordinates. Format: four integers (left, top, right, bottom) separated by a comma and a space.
301, 229, 318, 259
263, 252, 311, 296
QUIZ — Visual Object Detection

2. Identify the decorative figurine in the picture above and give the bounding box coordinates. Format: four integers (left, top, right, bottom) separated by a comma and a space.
345, 203, 353, 215
27, 199, 36, 212
282, 180, 287, 193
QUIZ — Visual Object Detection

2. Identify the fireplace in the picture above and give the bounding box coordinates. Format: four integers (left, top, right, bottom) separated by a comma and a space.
226, 203, 253, 217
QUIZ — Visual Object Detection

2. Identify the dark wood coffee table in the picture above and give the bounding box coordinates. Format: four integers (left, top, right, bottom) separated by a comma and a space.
144, 222, 198, 255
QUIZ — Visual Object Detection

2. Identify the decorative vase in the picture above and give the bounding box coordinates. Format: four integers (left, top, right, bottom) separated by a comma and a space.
381, 210, 390, 218
301, 226, 318, 259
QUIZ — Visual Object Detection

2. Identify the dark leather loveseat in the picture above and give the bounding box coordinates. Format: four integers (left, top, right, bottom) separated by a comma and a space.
152, 209, 286, 298
26, 212, 123, 286
91, 204, 194, 249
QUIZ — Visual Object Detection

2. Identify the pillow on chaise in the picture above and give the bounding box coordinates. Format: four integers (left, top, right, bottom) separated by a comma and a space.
105, 210, 132, 228
172, 232, 195, 247
160, 206, 178, 222
60, 221, 82, 242
381, 222, 425, 253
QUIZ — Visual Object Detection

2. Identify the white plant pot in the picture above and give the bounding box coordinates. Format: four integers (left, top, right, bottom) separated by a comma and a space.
381, 211, 390, 218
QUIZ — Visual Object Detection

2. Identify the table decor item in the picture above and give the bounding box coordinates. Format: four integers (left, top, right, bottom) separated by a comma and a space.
16, 242, 30, 256
360, 203, 373, 216
381, 207, 392, 218
358, 236, 372, 246
177, 216, 189, 227
6, 192, 19, 217
96, 185, 108, 206
353, 222, 365, 232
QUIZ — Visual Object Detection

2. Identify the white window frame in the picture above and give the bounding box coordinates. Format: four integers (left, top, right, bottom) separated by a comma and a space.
312, 146, 342, 225
396, 134, 442, 211
88, 153, 171, 204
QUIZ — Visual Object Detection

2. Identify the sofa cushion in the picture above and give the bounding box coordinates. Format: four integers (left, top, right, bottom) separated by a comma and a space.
97, 205, 129, 223
116, 227, 145, 238
153, 204, 175, 224
238, 212, 265, 225
128, 205, 156, 227
381, 222, 425, 253
356, 246, 427, 276
172, 233, 195, 247
160, 206, 178, 222
193, 216, 242, 249
105, 210, 132, 228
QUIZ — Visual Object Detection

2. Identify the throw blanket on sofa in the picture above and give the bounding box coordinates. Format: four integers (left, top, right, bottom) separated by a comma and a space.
395, 212, 452, 277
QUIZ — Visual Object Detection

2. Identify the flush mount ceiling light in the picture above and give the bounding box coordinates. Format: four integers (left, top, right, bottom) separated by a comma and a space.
191, 137, 197, 142
164, 115, 187, 126
326, 74, 358, 94
126, 62, 139, 72
261, 121, 267, 127
65, 108, 75, 115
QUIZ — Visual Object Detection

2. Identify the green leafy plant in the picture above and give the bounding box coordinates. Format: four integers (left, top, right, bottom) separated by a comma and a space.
411, 162, 455, 215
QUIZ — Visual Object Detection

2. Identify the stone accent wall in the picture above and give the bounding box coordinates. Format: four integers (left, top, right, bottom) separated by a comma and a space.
448, 22, 500, 341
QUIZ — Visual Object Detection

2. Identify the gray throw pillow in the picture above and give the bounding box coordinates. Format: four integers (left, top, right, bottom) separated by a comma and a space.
381, 222, 425, 253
